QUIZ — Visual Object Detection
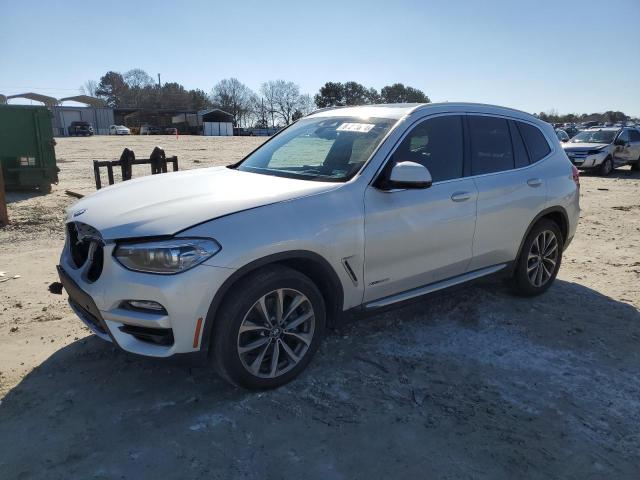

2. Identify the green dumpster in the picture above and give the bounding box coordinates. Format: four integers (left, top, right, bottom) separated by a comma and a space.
0, 104, 58, 193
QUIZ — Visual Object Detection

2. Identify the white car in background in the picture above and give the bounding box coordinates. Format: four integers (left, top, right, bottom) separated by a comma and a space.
109, 125, 130, 135
562, 127, 640, 175
58, 103, 580, 389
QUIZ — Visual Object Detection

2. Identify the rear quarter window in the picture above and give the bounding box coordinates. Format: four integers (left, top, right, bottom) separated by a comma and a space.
517, 122, 551, 163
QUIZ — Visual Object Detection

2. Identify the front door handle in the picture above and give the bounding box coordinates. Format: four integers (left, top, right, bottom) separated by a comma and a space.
527, 178, 543, 187
451, 191, 472, 202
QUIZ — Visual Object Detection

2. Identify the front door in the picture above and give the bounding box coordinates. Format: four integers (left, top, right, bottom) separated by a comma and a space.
628, 129, 640, 163
614, 129, 632, 165
363, 115, 477, 303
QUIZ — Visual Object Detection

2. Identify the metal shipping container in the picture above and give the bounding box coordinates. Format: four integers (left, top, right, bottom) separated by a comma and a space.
0, 105, 58, 192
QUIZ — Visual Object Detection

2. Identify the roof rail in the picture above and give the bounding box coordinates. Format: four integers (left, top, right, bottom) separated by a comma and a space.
306, 105, 347, 116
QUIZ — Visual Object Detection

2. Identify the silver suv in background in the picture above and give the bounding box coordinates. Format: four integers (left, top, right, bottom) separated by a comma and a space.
562, 127, 640, 174
58, 103, 580, 389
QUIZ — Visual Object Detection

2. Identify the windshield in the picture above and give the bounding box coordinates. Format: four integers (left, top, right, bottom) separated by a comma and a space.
570, 130, 617, 144
236, 116, 396, 182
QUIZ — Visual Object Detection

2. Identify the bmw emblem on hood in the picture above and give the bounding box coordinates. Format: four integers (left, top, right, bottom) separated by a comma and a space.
73, 209, 86, 218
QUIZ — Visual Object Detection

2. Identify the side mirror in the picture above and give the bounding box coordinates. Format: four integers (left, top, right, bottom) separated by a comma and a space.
562, 138, 569, 143
385, 161, 432, 190
614, 138, 626, 146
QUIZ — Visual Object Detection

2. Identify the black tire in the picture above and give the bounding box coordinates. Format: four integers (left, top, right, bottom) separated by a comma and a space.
212, 265, 326, 389
598, 156, 613, 176
511, 219, 563, 297
631, 156, 640, 172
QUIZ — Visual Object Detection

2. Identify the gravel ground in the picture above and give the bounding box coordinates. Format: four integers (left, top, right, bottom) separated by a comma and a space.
1, 136, 639, 479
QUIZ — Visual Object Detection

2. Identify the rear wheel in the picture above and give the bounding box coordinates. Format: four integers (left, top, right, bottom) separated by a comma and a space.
511, 219, 563, 296
212, 265, 326, 389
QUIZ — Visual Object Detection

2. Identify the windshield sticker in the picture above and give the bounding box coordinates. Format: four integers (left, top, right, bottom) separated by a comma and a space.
337, 122, 375, 133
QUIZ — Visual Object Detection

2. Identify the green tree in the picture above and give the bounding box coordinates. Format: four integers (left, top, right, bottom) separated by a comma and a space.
380, 83, 429, 103
314, 82, 345, 107
95, 71, 129, 107
189, 89, 211, 111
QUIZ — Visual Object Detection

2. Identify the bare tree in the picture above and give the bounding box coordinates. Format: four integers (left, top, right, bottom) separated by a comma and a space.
296, 94, 314, 116
249, 94, 269, 128
80, 80, 98, 97
261, 80, 305, 126
124, 69, 155, 89
260, 81, 279, 127
210, 78, 254, 126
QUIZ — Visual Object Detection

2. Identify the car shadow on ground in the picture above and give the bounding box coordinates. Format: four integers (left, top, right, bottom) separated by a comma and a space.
1, 279, 639, 479
580, 165, 640, 180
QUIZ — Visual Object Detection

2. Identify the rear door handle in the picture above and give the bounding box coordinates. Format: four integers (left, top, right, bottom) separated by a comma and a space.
527, 178, 543, 187
451, 191, 472, 202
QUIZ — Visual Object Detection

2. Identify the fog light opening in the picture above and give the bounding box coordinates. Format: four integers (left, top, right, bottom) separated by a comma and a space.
123, 300, 167, 314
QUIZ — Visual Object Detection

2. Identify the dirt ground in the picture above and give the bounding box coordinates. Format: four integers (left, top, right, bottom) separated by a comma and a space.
1, 136, 639, 479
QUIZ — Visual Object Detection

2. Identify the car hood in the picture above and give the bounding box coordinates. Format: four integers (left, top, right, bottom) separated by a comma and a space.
563, 143, 609, 151
67, 167, 340, 240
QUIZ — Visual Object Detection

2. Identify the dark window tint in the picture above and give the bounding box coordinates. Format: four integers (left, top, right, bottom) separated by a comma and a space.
468, 116, 514, 175
629, 129, 640, 142
617, 130, 630, 143
517, 122, 551, 162
510, 121, 530, 168
394, 115, 463, 182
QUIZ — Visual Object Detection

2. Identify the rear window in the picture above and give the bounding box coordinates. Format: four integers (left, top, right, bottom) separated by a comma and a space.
517, 122, 551, 162
468, 116, 514, 175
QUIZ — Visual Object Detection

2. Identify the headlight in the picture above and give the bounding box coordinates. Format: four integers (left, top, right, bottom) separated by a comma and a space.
114, 238, 221, 274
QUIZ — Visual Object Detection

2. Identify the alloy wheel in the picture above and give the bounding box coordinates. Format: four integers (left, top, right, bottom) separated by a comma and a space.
527, 230, 559, 287
237, 288, 315, 378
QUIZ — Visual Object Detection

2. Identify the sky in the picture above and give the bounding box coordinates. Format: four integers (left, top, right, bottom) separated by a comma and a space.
1, 0, 639, 116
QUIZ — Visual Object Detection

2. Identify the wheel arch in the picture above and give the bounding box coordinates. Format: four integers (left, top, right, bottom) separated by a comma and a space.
514, 206, 569, 266
200, 250, 345, 354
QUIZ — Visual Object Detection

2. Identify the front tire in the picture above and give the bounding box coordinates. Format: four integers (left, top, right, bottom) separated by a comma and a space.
212, 265, 326, 389
599, 156, 613, 176
511, 219, 563, 297
631, 155, 640, 172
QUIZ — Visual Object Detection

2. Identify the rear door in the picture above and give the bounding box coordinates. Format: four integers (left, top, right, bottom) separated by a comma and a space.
468, 116, 550, 270
626, 129, 640, 163
363, 114, 478, 302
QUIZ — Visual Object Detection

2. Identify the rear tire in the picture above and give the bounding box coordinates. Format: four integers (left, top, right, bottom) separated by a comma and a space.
511, 219, 563, 297
212, 265, 326, 390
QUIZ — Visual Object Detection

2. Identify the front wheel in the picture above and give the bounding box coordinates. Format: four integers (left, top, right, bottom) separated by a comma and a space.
511, 219, 563, 297
212, 265, 326, 389
631, 155, 640, 172
599, 156, 613, 176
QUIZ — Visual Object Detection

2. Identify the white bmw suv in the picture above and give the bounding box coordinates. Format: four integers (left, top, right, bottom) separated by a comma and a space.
58, 103, 580, 389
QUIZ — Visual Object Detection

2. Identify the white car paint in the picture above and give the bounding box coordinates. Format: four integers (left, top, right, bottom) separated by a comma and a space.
109, 125, 130, 135
59, 103, 580, 361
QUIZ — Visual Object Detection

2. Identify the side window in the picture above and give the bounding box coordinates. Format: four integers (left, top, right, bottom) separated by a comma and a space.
617, 130, 630, 143
509, 120, 530, 168
393, 115, 464, 182
468, 115, 514, 175
517, 122, 551, 163
629, 129, 640, 142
